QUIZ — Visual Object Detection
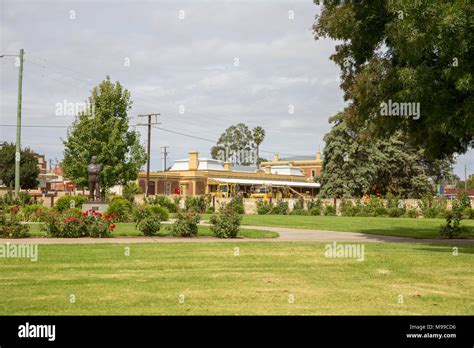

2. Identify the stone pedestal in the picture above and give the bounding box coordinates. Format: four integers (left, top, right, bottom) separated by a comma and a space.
82, 203, 108, 214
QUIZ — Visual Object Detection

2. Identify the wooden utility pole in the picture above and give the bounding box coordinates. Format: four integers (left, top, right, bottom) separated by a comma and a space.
137, 113, 160, 197
15, 49, 24, 197
161, 146, 169, 172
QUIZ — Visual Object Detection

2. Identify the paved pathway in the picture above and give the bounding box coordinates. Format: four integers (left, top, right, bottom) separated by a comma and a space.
1, 223, 473, 245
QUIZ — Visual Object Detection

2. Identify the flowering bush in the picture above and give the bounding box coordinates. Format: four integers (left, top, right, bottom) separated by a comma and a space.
168, 212, 200, 237
40, 209, 113, 238
0, 212, 30, 238
210, 205, 241, 238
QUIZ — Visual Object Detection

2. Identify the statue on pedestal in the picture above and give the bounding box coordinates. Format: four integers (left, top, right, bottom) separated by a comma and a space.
87, 156, 101, 202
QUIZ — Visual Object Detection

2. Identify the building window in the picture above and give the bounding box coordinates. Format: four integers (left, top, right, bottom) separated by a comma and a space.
165, 182, 171, 195
311, 170, 316, 177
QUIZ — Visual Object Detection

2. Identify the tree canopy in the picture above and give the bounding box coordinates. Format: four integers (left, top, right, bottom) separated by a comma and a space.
320, 112, 453, 198
313, 0, 473, 159
61, 77, 147, 191
0, 143, 39, 189
211, 123, 256, 165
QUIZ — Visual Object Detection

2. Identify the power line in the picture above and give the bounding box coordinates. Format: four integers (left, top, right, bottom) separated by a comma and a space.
137, 113, 161, 196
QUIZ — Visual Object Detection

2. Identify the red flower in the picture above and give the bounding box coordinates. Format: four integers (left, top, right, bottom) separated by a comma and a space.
82, 211, 88, 216
96, 212, 102, 217
105, 214, 110, 220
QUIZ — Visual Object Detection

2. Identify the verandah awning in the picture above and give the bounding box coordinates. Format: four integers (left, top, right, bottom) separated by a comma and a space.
209, 177, 320, 188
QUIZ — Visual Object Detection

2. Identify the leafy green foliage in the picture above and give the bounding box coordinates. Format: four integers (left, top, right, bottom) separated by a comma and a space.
271, 201, 289, 215
0, 191, 33, 208
256, 200, 272, 215
0, 212, 29, 238
0, 143, 39, 189
211, 123, 255, 165
122, 182, 141, 204
54, 195, 88, 212
144, 195, 179, 213
210, 206, 242, 238
62, 76, 147, 191
323, 204, 336, 216
168, 212, 201, 237
106, 197, 132, 221
320, 113, 450, 198
137, 216, 161, 236
313, 1, 473, 158
184, 196, 208, 213
440, 201, 464, 238
228, 196, 245, 214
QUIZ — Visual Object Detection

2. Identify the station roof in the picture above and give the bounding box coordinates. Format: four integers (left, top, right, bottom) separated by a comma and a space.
210, 177, 320, 188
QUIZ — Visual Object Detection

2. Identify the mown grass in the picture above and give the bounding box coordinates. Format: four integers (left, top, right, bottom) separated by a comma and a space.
25, 223, 278, 239
218, 215, 474, 239
0, 242, 472, 315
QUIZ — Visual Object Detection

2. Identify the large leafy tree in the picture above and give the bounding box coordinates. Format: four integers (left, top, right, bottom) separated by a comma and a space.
211, 123, 256, 165
313, 0, 473, 159
62, 77, 147, 192
320, 112, 453, 198
0, 143, 39, 189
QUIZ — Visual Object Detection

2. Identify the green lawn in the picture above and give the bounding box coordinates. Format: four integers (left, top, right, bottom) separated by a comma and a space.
0, 242, 472, 315
222, 215, 474, 239
26, 223, 279, 239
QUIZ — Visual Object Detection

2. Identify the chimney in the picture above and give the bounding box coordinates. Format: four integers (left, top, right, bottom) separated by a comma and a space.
316, 151, 321, 161
223, 162, 233, 171
188, 151, 199, 171
273, 153, 279, 162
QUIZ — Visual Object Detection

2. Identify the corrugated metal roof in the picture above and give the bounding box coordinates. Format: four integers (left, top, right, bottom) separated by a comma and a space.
211, 177, 320, 188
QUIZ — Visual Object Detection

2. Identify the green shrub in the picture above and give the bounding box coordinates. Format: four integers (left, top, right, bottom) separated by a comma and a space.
436, 210, 448, 219
18, 204, 45, 222
293, 198, 305, 211
420, 196, 448, 218
256, 200, 272, 215
132, 205, 169, 223
461, 207, 473, 219
137, 216, 161, 236
146, 205, 170, 221
440, 202, 464, 238
387, 207, 404, 217
340, 200, 356, 216
271, 201, 289, 215
168, 212, 201, 237
122, 182, 141, 203
55, 195, 88, 212
145, 195, 179, 213
307, 198, 322, 211
375, 207, 388, 216
404, 209, 418, 218
210, 208, 241, 238
309, 207, 321, 216
291, 208, 309, 216
205, 206, 215, 214
323, 204, 336, 216
106, 197, 132, 221
0, 213, 29, 238
228, 196, 245, 214
184, 196, 208, 213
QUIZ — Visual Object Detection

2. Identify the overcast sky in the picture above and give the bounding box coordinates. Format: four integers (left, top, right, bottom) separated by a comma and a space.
1, 0, 471, 177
